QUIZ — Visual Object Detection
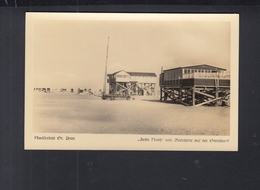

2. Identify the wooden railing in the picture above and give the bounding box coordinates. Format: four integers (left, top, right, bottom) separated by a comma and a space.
182, 73, 230, 79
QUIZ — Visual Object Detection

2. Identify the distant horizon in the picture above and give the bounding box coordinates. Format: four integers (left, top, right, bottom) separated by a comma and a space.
27, 13, 233, 91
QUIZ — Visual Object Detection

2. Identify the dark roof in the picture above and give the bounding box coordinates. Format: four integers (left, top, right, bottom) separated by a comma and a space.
109, 70, 157, 77
164, 64, 226, 71
127, 72, 157, 77
110, 70, 124, 75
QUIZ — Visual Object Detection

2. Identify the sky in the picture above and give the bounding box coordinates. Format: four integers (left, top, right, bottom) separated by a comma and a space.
27, 13, 236, 91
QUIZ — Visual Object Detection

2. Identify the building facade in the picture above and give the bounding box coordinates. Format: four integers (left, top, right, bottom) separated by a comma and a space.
159, 64, 230, 106
107, 70, 157, 96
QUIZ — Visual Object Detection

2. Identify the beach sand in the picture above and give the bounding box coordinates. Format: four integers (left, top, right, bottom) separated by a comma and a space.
32, 93, 230, 135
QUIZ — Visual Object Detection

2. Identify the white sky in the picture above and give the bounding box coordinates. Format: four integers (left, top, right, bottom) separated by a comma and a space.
27, 13, 234, 90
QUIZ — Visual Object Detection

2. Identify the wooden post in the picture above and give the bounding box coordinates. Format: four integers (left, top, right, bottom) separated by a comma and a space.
171, 89, 174, 102
215, 87, 219, 106
192, 87, 195, 106
173, 89, 177, 103
164, 89, 168, 102
179, 88, 182, 102
215, 87, 219, 98
160, 88, 162, 101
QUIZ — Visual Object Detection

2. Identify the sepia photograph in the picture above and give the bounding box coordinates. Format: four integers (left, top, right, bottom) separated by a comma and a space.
25, 13, 238, 150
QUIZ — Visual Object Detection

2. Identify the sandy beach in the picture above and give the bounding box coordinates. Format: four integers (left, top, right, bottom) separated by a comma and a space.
32, 93, 230, 135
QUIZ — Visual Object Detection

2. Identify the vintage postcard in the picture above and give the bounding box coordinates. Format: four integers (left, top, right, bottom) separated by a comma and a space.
25, 13, 239, 150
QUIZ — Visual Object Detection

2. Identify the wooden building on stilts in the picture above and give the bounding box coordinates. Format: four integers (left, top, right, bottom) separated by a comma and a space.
159, 64, 230, 106
107, 70, 157, 96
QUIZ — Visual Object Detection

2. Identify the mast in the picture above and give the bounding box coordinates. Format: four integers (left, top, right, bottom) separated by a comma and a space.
103, 36, 110, 95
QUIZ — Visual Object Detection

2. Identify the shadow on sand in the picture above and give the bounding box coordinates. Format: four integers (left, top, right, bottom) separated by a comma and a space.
141, 99, 176, 104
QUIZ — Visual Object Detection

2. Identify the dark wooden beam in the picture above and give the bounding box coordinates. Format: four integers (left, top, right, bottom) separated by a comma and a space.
179, 100, 190, 106
192, 88, 195, 106
195, 97, 222, 107
195, 90, 215, 99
